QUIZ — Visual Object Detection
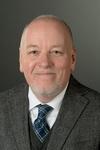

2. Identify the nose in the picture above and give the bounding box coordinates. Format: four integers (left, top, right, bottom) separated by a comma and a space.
38, 53, 53, 68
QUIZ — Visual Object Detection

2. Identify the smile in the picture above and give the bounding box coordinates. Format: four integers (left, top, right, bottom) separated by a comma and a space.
34, 72, 56, 77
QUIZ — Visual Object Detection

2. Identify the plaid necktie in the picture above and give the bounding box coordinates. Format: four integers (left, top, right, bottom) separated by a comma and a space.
33, 104, 53, 142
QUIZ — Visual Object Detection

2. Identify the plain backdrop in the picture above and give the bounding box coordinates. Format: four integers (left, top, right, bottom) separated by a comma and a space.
0, 0, 100, 92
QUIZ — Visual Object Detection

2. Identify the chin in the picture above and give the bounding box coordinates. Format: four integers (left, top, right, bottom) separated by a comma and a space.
31, 84, 64, 100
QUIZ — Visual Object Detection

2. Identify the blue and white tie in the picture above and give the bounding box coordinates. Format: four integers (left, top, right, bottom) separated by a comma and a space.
33, 104, 53, 142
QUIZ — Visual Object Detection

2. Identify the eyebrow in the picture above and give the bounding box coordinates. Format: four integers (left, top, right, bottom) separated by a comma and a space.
26, 44, 64, 50
51, 45, 64, 49
26, 44, 38, 49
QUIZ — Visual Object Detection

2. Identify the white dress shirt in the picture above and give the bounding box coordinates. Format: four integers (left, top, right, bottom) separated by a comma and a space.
28, 85, 68, 128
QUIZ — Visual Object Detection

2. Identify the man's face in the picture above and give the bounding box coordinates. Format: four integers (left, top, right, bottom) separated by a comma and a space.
19, 20, 76, 101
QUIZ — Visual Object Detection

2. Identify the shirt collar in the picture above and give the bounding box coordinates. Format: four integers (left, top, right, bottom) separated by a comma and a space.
28, 84, 68, 111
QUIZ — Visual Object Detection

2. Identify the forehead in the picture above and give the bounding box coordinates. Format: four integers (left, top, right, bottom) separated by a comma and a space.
29, 19, 70, 36
21, 19, 72, 48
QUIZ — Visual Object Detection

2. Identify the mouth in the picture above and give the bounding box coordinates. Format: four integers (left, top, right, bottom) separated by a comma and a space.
35, 72, 55, 74
33, 72, 56, 78
34, 71, 55, 74
34, 72, 55, 76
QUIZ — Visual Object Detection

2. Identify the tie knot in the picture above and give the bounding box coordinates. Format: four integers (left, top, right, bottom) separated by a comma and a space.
37, 104, 53, 119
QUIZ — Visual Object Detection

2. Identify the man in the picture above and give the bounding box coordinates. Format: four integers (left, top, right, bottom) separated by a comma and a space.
0, 15, 100, 150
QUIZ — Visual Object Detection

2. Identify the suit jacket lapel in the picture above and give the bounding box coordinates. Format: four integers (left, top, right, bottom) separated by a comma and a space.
47, 77, 89, 150
7, 77, 89, 150
7, 83, 31, 150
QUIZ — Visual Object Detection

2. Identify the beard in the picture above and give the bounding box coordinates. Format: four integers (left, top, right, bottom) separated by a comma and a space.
30, 82, 65, 102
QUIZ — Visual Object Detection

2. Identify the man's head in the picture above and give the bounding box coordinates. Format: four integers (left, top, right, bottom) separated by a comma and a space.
19, 15, 76, 102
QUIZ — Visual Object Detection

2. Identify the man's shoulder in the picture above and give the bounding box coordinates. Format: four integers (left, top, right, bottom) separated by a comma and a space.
0, 82, 27, 95
0, 82, 28, 106
70, 76, 100, 101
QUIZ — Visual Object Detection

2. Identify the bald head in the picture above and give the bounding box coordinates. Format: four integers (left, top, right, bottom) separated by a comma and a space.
19, 15, 74, 50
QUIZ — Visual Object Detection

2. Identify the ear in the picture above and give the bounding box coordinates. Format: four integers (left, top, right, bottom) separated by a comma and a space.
71, 48, 76, 72
19, 49, 23, 73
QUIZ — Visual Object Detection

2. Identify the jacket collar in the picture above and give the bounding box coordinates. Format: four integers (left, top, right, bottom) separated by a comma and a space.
47, 76, 89, 150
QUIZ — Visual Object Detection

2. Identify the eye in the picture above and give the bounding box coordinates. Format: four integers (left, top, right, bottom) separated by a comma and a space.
32, 50, 39, 54
51, 49, 64, 56
28, 49, 40, 56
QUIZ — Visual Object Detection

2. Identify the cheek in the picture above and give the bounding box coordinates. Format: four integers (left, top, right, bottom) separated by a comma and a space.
22, 61, 35, 85
21, 58, 35, 74
55, 58, 72, 79
55, 58, 71, 70
28, 61, 35, 72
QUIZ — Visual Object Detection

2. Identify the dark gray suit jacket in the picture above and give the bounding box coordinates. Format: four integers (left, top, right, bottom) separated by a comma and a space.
0, 76, 100, 150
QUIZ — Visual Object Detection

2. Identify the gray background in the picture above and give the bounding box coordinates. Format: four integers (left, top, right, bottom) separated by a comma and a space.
0, 0, 100, 92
